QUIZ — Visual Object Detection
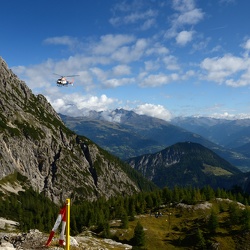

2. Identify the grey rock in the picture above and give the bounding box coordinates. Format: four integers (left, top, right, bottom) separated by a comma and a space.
0, 57, 139, 204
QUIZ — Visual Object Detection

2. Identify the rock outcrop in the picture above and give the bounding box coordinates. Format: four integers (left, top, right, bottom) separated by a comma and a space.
0, 57, 139, 204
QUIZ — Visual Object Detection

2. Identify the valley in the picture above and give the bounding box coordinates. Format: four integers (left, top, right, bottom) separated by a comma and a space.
1, 56, 250, 249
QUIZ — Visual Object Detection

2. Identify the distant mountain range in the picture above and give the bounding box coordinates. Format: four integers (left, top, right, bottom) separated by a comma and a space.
60, 110, 250, 172
171, 116, 250, 149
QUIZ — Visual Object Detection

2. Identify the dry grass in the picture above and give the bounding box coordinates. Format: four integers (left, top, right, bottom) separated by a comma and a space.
111, 200, 250, 250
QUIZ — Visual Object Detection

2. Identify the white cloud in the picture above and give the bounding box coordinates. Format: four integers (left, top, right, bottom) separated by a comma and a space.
134, 104, 172, 121
242, 38, 250, 51
146, 43, 169, 55
43, 36, 81, 51
165, 0, 204, 45
92, 34, 135, 55
200, 54, 250, 86
123, 9, 157, 25
103, 77, 135, 88
176, 30, 194, 46
109, 4, 158, 30
12, 64, 53, 89
162, 55, 180, 70
140, 73, 179, 87
110, 38, 148, 63
141, 18, 156, 30
210, 112, 250, 120
175, 8, 204, 26
172, 0, 196, 12
47, 94, 116, 116
144, 60, 160, 71
90, 67, 107, 81
112, 65, 131, 76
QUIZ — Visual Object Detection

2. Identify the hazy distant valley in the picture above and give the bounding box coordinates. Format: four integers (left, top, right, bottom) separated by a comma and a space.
60, 110, 250, 173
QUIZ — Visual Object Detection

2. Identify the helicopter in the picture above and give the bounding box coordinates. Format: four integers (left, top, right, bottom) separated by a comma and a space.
54, 73, 79, 87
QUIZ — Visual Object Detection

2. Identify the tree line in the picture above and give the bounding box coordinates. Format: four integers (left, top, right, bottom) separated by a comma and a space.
1, 184, 250, 247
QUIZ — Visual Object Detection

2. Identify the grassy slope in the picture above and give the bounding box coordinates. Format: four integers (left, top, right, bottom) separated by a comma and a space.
111, 200, 249, 250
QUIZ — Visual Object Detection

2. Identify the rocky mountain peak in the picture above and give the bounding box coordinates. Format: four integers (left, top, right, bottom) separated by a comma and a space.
0, 57, 141, 204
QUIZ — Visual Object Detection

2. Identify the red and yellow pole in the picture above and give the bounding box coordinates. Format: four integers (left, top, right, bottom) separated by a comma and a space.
66, 198, 70, 250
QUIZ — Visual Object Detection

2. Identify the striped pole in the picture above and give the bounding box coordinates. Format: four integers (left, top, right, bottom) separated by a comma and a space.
66, 199, 70, 250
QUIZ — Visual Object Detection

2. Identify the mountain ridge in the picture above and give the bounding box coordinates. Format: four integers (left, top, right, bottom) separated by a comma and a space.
126, 141, 244, 189
0, 57, 156, 204
60, 111, 250, 171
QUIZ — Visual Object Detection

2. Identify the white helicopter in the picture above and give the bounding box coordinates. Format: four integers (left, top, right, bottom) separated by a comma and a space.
54, 73, 79, 87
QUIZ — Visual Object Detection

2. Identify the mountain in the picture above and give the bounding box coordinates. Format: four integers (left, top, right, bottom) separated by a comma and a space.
60, 110, 250, 171
126, 142, 244, 189
170, 116, 250, 171
171, 116, 250, 149
60, 110, 219, 158
0, 57, 156, 204
60, 112, 166, 158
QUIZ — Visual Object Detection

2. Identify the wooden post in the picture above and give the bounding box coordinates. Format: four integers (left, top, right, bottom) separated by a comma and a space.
66, 199, 70, 250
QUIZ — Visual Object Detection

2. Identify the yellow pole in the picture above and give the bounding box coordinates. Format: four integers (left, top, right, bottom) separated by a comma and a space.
66, 198, 70, 250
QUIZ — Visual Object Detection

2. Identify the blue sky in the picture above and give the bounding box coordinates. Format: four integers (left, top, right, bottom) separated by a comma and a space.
1, 0, 250, 121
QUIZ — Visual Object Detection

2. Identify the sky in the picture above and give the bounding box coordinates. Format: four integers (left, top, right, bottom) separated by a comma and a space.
1, 0, 250, 121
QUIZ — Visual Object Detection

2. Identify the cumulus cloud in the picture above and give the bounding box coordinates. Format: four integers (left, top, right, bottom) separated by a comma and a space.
176, 30, 194, 46
140, 18, 156, 30
123, 9, 157, 25
43, 36, 81, 51
112, 65, 131, 76
12, 57, 96, 92
200, 54, 250, 86
90, 67, 107, 81
47, 94, 117, 117
172, 0, 196, 12
165, 0, 204, 45
210, 112, 250, 120
146, 43, 169, 56
12, 64, 53, 89
92, 34, 135, 55
241, 38, 250, 56
162, 55, 180, 70
175, 8, 204, 26
111, 38, 148, 63
103, 77, 135, 88
109, 1, 158, 31
140, 73, 179, 87
134, 103, 172, 121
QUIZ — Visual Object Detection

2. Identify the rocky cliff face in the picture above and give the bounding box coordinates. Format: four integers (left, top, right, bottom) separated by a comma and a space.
0, 57, 139, 204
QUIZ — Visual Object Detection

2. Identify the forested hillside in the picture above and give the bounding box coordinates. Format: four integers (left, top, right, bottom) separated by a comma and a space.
127, 142, 245, 191
2, 175, 250, 249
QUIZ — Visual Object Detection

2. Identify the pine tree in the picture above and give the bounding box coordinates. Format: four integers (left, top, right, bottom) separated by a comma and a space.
195, 228, 206, 249
241, 208, 250, 230
128, 196, 136, 220
228, 202, 241, 226
145, 194, 154, 209
132, 221, 145, 246
121, 210, 129, 229
102, 221, 110, 238
203, 186, 215, 201
207, 210, 218, 234
162, 187, 172, 204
